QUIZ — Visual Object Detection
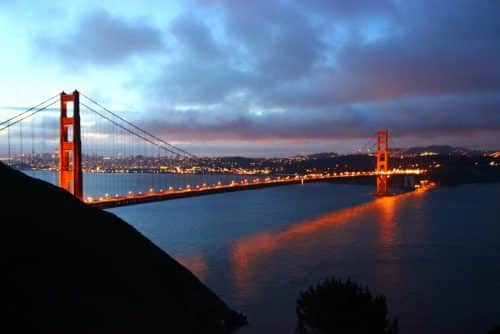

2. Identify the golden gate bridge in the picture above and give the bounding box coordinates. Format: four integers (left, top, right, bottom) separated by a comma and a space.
0, 90, 424, 208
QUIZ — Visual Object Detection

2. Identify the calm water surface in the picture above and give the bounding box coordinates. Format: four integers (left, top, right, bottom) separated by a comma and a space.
105, 180, 500, 334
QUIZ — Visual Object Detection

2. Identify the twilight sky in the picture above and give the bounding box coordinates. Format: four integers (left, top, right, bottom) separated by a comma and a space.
0, 0, 499, 156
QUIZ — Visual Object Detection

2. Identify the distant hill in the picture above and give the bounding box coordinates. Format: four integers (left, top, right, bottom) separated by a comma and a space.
307, 152, 339, 159
396, 145, 483, 156
0, 162, 246, 333
217, 156, 256, 163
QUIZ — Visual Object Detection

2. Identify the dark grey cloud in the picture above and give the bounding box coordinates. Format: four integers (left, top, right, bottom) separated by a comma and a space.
220, 0, 325, 82
255, 0, 500, 107
138, 92, 500, 144
147, 0, 327, 106
148, 15, 249, 105
37, 9, 164, 66
138, 0, 500, 150
303, 0, 397, 20
169, 15, 222, 60
327, 1, 500, 103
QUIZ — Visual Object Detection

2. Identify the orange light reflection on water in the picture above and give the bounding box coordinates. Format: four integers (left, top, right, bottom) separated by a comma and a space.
376, 196, 397, 246
231, 185, 434, 297
177, 252, 208, 281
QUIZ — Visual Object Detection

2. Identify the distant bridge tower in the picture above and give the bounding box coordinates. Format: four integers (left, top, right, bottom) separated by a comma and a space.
376, 130, 389, 195
59, 91, 83, 200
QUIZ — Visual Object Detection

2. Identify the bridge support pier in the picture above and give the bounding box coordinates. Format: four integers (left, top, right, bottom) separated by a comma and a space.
404, 174, 416, 189
376, 130, 389, 196
59, 91, 83, 200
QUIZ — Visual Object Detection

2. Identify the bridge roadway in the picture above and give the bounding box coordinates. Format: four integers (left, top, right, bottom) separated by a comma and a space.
87, 169, 424, 209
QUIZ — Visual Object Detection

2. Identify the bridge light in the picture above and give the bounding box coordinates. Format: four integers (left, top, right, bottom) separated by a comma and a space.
87, 196, 93, 202
149, 188, 154, 192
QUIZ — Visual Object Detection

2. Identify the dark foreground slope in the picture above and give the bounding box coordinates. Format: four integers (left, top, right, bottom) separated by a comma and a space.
0, 162, 246, 333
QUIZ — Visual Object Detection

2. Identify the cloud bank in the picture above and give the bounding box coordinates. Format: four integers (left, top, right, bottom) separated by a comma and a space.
32, 0, 500, 153
38, 9, 165, 66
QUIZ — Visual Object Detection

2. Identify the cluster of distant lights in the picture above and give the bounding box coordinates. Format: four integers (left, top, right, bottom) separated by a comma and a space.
85, 168, 425, 203
419, 151, 439, 156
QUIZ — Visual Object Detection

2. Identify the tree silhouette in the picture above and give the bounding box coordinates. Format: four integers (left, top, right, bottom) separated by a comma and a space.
488, 325, 500, 334
296, 276, 398, 334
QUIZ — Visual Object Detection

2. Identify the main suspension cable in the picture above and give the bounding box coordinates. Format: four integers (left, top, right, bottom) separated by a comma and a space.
0, 94, 59, 128
80, 92, 200, 162
81, 102, 192, 159
0, 100, 58, 132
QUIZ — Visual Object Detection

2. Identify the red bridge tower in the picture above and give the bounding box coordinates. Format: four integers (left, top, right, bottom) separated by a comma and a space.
59, 91, 83, 200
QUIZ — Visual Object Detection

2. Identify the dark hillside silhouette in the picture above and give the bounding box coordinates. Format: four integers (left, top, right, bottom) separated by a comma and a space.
0, 162, 246, 333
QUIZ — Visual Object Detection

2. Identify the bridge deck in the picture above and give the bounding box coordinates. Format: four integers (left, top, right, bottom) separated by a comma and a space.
87, 170, 423, 209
